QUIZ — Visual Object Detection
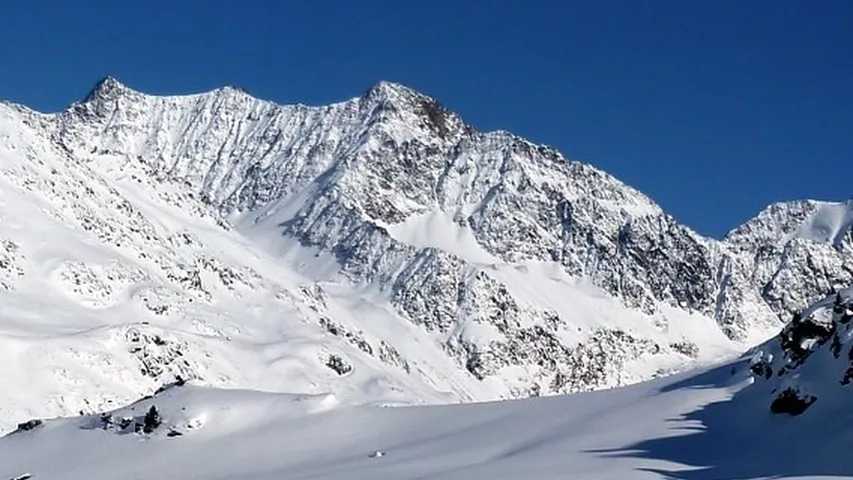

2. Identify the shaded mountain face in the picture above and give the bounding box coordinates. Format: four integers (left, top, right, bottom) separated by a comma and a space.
0, 77, 850, 431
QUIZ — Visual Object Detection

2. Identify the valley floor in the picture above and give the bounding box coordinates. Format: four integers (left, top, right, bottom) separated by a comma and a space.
3, 358, 851, 480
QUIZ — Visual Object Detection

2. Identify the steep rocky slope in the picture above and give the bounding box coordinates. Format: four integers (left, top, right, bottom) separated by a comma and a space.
60, 78, 853, 340
725, 200, 853, 324
0, 77, 850, 432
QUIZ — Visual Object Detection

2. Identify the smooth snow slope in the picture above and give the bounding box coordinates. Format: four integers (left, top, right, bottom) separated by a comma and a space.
3, 358, 851, 480
797, 200, 853, 247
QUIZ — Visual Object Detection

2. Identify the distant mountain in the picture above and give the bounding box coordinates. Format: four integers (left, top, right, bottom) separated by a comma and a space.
0, 76, 850, 432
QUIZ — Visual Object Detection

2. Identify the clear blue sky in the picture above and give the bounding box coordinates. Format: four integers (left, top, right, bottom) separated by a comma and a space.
1, 1, 850, 237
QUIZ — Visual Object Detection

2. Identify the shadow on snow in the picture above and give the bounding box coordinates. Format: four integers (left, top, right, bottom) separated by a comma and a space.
589, 361, 853, 479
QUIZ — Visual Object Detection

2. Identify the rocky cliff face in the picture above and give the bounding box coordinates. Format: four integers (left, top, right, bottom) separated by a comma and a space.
0, 77, 850, 432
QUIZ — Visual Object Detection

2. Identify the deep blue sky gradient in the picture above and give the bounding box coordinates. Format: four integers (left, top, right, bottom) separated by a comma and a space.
1, 0, 851, 236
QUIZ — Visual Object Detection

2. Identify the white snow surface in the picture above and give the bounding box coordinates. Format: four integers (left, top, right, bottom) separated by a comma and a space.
797, 200, 853, 247
381, 208, 499, 264
3, 358, 851, 479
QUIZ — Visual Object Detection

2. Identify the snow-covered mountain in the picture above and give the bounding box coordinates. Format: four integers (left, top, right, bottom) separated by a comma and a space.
1, 76, 851, 434
6, 290, 853, 479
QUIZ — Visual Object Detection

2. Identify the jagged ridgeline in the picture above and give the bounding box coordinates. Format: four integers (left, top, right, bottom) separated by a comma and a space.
0, 76, 851, 432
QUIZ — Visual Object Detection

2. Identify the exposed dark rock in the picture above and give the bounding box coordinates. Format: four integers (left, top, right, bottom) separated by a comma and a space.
750, 359, 773, 380
143, 405, 161, 434
779, 311, 836, 366
325, 354, 353, 375
154, 375, 187, 395
770, 388, 816, 415
669, 340, 700, 358
118, 416, 134, 431
11, 419, 42, 434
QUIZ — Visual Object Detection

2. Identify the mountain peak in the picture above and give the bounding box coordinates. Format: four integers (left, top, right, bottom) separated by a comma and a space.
366, 80, 417, 96
362, 80, 437, 109
213, 84, 254, 97
361, 81, 463, 139
83, 75, 132, 102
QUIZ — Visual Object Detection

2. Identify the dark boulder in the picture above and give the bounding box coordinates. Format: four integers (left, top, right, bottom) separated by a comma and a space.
12, 419, 42, 434
770, 388, 816, 415
143, 405, 161, 434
